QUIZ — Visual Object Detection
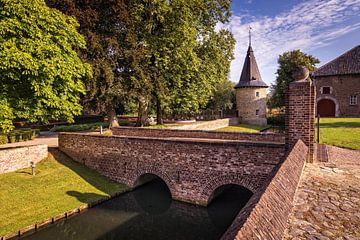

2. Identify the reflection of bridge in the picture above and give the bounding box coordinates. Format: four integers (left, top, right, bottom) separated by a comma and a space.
59, 129, 285, 206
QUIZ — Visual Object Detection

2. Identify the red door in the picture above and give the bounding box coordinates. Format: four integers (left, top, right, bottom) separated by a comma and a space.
317, 99, 335, 117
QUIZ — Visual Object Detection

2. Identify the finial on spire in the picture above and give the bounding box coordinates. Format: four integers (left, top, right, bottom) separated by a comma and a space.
249, 26, 252, 47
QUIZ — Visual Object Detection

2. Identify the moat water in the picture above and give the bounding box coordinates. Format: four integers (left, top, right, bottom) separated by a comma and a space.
21, 178, 252, 240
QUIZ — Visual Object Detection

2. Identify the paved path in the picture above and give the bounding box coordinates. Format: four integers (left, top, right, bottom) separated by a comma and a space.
0, 132, 58, 149
284, 146, 360, 240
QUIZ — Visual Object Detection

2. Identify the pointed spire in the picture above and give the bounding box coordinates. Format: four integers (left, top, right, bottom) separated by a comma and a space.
235, 29, 268, 89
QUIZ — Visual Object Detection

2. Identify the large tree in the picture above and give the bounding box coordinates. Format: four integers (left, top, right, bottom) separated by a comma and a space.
0, 0, 91, 133
269, 50, 319, 109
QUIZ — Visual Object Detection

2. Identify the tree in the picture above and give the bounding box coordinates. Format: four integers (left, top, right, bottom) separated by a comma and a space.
0, 0, 91, 133
207, 79, 236, 111
269, 50, 319, 109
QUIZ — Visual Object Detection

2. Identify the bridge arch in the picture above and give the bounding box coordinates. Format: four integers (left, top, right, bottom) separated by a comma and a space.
130, 166, 176, 198
202, 174, 257, 206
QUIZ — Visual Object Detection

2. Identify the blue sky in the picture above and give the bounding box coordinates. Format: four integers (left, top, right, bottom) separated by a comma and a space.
222, 0, 360, 86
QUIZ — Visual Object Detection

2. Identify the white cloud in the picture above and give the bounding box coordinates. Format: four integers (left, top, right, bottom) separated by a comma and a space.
221, 0, 360, 84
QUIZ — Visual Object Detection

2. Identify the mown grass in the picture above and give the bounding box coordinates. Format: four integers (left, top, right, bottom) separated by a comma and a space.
216, 124, 270, 133
0, 150, 128, 237
316, 118, 360, 150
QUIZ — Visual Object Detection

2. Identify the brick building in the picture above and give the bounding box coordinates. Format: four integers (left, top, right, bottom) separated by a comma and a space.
234, 40, 268, 126
313, 45, 360, 117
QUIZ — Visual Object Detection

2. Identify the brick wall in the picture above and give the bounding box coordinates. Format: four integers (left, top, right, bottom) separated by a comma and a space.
314, 74, 360, 117
59, 133, 286, 206
221, 140, 308, 240
0, 145, 48, 174
112, 127, 285, 143
167, 118, 239, 130
286, 80, 315, 161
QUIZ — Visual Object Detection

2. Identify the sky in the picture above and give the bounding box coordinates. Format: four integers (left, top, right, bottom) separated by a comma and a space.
221, 0, 360, 86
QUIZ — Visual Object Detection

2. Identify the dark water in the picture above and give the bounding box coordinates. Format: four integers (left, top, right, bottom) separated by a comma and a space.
21, 179, 252, 240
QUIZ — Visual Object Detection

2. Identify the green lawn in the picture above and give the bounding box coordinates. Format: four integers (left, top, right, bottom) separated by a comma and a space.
317, 118, 360, 150
216, 124, 270, 133
0, 149, 129, 237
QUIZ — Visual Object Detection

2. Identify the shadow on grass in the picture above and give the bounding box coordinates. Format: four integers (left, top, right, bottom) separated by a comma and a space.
319, 121, 360, 128
67, 191, 106, 204
48, 147, 127, 201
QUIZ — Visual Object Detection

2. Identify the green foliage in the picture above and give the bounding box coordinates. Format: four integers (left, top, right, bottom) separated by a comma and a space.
7, 128, 40, 143
207, 79, 236, 111
0, 134, 8, 144
216, 124, 269, 133
269, 50, 319, 109
50, 122, 109, 132
267, 114, 285, 126
0, 0, 91, 133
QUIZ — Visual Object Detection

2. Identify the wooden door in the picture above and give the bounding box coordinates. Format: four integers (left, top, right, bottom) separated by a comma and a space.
317, 99, 335, 117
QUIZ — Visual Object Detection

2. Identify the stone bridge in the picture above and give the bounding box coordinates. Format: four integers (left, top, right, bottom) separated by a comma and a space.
59, 131, 285, 206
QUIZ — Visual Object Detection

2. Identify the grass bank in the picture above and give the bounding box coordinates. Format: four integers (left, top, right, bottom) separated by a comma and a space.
216, 124, 270, 133
317, 118, 360, 150
0, 149, 128, 237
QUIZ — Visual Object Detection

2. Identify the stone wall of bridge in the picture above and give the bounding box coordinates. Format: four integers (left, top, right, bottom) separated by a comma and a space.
59, 133, 286, 206
112, 127, 285, 143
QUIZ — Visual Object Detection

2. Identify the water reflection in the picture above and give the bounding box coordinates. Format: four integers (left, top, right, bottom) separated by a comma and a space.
21, 178, 252, 240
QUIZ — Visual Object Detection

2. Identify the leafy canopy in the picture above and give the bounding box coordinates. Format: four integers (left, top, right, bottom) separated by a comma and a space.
269, 49, 319, 109
0, 0, 91, 132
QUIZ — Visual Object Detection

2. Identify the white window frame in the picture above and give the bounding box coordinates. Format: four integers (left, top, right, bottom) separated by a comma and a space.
255, 109, 259, 116
321, 86, 332, 94
350, 95, 357, 105
255, 91, 260, 97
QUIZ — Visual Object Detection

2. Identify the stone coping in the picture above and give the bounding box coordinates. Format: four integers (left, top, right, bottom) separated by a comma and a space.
59, 132, 285, 148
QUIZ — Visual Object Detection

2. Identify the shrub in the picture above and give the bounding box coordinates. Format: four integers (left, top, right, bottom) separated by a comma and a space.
50, 122, 110, 132
267, 114, 285, 126
6, 128, 40, 143
0, 134, 8, 144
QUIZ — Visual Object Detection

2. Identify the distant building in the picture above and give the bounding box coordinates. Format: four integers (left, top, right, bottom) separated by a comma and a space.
234, 42, 268, 126
313, 45, 360, 117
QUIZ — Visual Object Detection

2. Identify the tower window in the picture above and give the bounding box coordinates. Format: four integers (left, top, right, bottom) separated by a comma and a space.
321, 86, 331, 94
255, 91, 260, 97
256, 109, 259, 116
350, 95, 357, 105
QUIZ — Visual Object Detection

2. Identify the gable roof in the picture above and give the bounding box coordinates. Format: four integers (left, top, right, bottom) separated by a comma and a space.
235, 46, 268, 88
313, 45, 360, 77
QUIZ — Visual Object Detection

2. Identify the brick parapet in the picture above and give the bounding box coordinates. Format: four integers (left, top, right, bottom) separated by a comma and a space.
59, 133, 285, 206
221, 140, 308, 240
112, 127, 285, 144
0, 144, 48, 174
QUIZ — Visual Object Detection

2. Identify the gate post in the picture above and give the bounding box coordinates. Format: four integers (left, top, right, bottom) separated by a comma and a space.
285, 66, 315, 162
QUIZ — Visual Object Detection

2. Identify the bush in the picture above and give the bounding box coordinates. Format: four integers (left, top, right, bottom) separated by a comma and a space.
6, 128, 40, 143
0, 134, 8, 144
50, 122, 110, 132
267, 114, 285, 126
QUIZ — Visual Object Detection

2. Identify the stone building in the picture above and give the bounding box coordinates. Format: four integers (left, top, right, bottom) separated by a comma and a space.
234, 43, 268, 126
313, 45, 360, 117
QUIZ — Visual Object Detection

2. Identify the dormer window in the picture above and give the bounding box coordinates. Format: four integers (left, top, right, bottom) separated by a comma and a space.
321, 86, 331, 94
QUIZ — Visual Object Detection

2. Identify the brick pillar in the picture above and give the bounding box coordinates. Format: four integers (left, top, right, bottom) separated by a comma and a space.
285, 67, 315, 162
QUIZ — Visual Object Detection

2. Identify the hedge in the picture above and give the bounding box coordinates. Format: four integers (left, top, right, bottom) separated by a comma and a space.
0, 129, 40, 145
50, 122, 110, 132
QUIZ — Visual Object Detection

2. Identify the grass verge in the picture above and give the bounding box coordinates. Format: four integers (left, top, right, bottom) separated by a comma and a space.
216, 124, 270, 133
316, 118, 360, 150
0, 149, 128, 237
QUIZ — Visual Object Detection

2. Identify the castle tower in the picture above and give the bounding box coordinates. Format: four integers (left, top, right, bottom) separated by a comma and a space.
234, 29, 268, 126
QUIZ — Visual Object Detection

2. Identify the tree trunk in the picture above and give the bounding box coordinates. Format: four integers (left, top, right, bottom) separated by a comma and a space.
136, 96, 148, 127
156, 96, 163, 125
106, 103, 120, 129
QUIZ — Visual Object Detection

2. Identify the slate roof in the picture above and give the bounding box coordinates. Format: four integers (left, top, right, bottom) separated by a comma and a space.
235, 46, 268, 88
313, 45, 360, 77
